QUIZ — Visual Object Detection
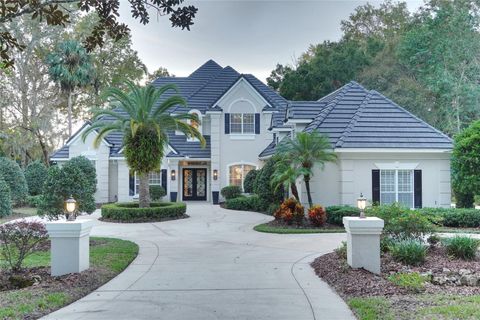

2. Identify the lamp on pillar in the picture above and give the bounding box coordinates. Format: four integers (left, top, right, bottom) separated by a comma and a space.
65, 196, 77, 221
357, 193, 367, 219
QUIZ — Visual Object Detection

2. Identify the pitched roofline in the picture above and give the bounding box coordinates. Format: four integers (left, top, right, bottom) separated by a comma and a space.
66, 122, 113, 148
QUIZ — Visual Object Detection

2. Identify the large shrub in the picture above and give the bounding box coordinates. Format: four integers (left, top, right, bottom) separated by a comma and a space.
0, 157, 28, 206
243, 170, 258, 194
149, 185, 166, 201
0, 220, 48, 272
417, 207, 480, 228
255, 157, 283, 204
388, 239, 427, 266
66, 156, 97, 192
225, 195, 269, 212
0, 176, 12, 217
101, 202, 186, 222
367, 204, 434, 240
443, 236, 480, 260
24, 160, 48, 196
451, 120, 480, 208
221, 185, 242, 200
326, 205, 360, 226
38, 158, 97, 219
274, 198, 304, 225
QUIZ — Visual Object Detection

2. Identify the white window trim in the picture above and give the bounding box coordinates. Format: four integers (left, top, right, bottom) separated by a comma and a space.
230, 113, 255, 135
375, 162, 419, 170
380, 169, 415, 209
226, 162, 258, 190
134, 171, 163, 196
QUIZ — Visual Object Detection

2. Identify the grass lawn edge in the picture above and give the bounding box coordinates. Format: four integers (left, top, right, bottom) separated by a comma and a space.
253, 223, 345, 234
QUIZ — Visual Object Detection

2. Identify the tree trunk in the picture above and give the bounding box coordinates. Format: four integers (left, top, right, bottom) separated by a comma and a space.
67, 90, 73, 137
138, 172, 150, 208
290, 183, 300, 202
304, 175, 313, 209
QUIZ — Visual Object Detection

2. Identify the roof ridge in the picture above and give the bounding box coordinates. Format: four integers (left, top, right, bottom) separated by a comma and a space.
186, 66, 234, 100
370, 90, 453, 142
243, 74, 288, 104
335, 90, 373, 148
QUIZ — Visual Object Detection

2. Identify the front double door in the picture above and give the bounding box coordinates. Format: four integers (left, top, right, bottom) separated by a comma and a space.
182, 168, 207, 201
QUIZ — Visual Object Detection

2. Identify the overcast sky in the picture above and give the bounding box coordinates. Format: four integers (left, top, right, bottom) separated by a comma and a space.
119, 0, 423, 82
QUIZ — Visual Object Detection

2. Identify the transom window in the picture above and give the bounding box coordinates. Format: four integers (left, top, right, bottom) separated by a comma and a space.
380, 169, 413, 208
135, 171, 162, 195
230, 113, 254, 134
228, 164, 256, 190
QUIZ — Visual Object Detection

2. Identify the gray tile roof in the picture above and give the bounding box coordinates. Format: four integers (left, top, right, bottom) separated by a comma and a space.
51, 60, 283, 160
50, 145, 69, 159
285, 101, 328, 121
166, 133, 211, 158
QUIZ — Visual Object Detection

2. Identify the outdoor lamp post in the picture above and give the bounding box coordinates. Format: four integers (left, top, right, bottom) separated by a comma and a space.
357, 193, 367, 219
65, 196, 77, 221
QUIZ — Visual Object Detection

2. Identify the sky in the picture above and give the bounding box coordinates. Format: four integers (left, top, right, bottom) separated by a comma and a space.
119, 0, 423, 82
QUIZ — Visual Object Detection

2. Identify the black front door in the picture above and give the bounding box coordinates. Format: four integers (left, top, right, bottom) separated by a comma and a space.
182, 168, 207, 201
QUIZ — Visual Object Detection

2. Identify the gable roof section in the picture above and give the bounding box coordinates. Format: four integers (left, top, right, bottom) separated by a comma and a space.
166, 133, 211, 158
285, 101, 328, 122
304, 81, 453, 149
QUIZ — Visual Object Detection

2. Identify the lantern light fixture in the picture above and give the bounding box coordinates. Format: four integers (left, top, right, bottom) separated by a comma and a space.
171, 169, 176, 181
65, 196, 77, 221
213, 169, 218, 181
357, 193, 367, 219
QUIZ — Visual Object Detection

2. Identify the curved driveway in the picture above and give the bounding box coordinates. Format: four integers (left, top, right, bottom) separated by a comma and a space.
44, 204, 355, 320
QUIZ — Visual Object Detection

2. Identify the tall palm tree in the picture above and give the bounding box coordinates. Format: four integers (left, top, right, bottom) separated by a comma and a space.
47, 40, 94, 136
270, 158, 302, 202
83, 81, 205, 208
276, 130, 337, 208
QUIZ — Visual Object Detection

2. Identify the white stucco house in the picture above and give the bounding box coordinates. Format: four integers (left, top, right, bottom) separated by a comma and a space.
51, 60, 453, 208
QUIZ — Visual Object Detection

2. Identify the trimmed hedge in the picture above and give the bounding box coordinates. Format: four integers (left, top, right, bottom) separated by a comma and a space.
221, 185, 242, 200
326, 205, 360, 226
418, 207, 480, 228
149, 185, 166, 201
225, 195, 269, 212
101, 202, 186, 222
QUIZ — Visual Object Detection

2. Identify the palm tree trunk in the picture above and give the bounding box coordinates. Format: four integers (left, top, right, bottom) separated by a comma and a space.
291, 183, 300, 202
138, 173, 150, 208
304, 175, 313, 209
67, 90, 73, 137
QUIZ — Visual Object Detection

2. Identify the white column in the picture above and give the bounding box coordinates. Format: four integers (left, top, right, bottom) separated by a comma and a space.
169, 159, 179, 202
342, 217, 384, 275
210, 113, 221, 203
45, 220, 93, 276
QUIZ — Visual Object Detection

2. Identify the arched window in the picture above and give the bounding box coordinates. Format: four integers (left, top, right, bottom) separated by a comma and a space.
228, 163, 256, 189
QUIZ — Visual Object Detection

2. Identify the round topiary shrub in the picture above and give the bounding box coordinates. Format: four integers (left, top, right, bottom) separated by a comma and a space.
0, 176, 12, 217
243, 170, 258, 194
24, 160, 48, 196
221, 185, 242, 200
149, 185, 166, 201
66, 156, 97, 193
0, 157, 28, 206
101, 202, 187, 222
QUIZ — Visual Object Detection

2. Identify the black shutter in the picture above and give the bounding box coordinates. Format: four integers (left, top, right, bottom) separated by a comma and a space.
414, 170, 422, 208
224, 113, 230, 134
372, 169, 380, 204
255, 113, 260, 134
129, 171, 135, 196
161, 169, 167, 190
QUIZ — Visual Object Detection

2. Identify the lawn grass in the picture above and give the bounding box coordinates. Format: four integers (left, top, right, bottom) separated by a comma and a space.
0, 207, 37, 224
253, 223, 345, 234
435, 227, 480, 234
349, 295, 480, 319
0, 237, 138, 319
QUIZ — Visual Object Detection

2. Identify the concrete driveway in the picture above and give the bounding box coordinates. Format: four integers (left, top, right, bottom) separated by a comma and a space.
44, 204, 355, 320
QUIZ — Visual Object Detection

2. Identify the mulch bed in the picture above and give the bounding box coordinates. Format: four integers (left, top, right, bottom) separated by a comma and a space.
100, 213, 189, 223
263, 219, 342, 230
311, 247, 480, 299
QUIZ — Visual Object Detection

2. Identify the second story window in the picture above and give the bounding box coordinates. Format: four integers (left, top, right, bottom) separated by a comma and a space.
230, 113, 254, 134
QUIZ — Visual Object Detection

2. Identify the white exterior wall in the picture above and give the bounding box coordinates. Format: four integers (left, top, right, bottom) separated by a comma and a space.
68, 131, 110, 203
215, 79, 273, 200
305, 151, 451, 208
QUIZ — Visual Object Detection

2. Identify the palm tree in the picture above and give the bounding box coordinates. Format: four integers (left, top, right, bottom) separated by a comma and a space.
47, 40, 94, 136
270, 158, 302, 202
276, 130, 337, 208
83, 81, 205, 208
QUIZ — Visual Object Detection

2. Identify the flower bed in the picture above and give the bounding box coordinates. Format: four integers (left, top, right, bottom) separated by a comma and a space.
101, 202, 187, 223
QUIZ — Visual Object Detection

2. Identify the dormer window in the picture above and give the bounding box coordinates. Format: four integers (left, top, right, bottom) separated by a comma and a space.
230, 113, 254, 134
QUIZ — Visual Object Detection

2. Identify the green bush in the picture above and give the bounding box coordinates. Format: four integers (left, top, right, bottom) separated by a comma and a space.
254, 157, 283, 203
225, 195, 269, 212
335, 241, 347, 259
149, 185, 166, 201
24, 160, 48, 196
0, 157, 28, 206
38, 158, 97, 219
243, 170, 258, 193
221, 185, 242, 200
266, 203, 280, 216
443, 236, 480, 260
26, 195, 43, 208
0, 176, 12, 217
367, 204, 434, 240
326, 205, 360, 226
101, 202, 186, 222
388, 239, 427, 266
387, 272, 428, 293
66, 156, 97, 192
